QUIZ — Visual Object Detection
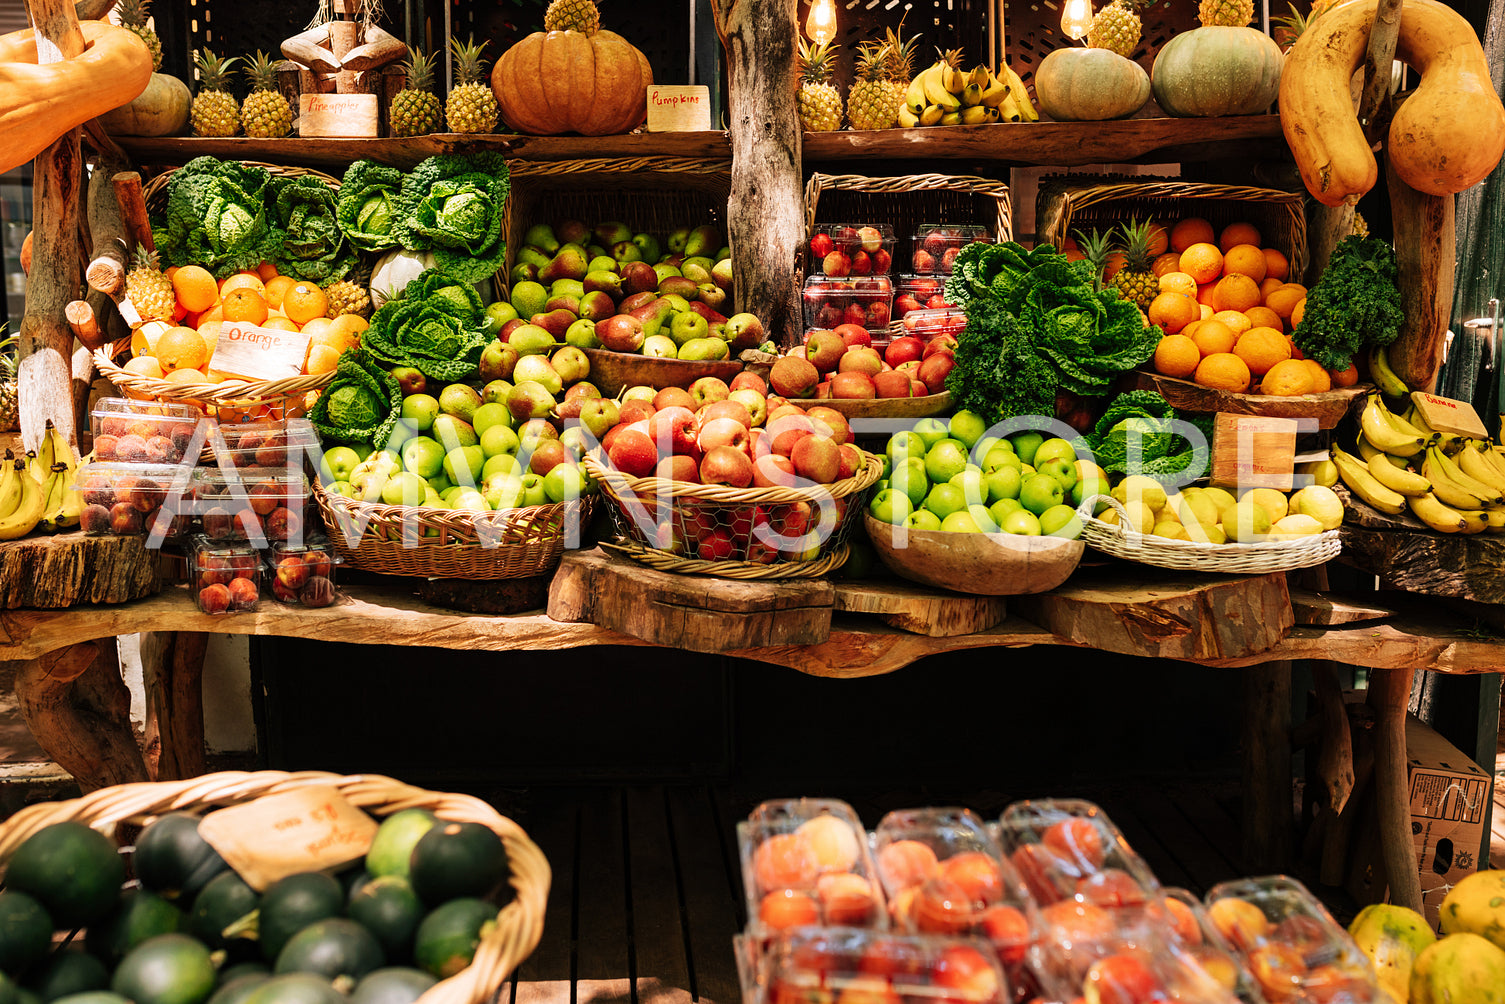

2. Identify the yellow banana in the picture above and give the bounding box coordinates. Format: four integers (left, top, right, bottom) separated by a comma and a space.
1368, 344, 1409, 398
1402, 404, 1464, 452
49, 466, 79, 531
45, 421, 77, 476
939, 111, 962, 126
961, 82, 984, 107
35, 463, 67, 534
998, 91, 1024, 122
0, 459, 46, 540
968, 65, 990, 89
1002, 64, 1038, 120
897, 104, 920, 128
919, 103, 944, 126
1420, 448, 1494, 510
946, 65, 967, 94
1406, 492, 1469, 533
1474, 440, 1505, 481
1486, 508, 1505, 533
1360, 395, 1426, 457
1456, 441, 1505, 494
922, 63, 961, 111
0, 451, 22, 520
1331, 446, 1406, 515
1459, 508, 1491, 534
960, 104, 991, 124
31, 421, 56, 481
1365, 453, 1431, 496
1376, 395, 1433, 441
1355, 435, 1409, 468
1425, 445, 1502, 505
979, 70, 1010, 107
904, 68, 931, 112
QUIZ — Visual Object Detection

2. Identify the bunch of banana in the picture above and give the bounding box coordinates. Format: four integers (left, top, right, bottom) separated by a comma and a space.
26, 419, 78, 487
0, 455, 47, 541
899, 57, 1037, 127
37, 462, 79, 533
1368, 344, 1409, 400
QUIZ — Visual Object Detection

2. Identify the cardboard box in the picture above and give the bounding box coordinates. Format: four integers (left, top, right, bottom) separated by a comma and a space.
1346, 714, 1492, 930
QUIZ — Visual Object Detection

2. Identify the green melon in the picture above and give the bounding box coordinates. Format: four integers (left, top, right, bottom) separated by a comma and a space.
205, 973, 269, 1004
86, 889, 184, 966
0, 892, 53, 976
347, 876, 423, 962
366, 811, 438, 881
409, 822, 508, 906
239, 974, 348, 1004
131, 814, 229, 906
188, 872, 259, 954
110, 934, 216, 1004
274, 918, 385, 982
413, 898, 495, 979
350, 967, 437, 1004
25, 951, 109, 1002
5, 823, 123, 928
257, 873, 344, 963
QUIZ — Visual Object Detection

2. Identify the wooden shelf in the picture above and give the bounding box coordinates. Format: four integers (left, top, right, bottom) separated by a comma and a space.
111, 116, 1283, 171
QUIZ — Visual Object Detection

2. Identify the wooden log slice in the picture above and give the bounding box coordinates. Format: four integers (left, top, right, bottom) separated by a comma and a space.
548, 548, 833, 653
417, 575, 551, 614
1338, 523, 1505, 604
1011, 565, 1292, 661
833, 580, 1007, 637
0, 530, 163, 608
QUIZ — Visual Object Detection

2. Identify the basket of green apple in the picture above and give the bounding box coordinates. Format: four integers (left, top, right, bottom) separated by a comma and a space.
862, 414, 1097, 595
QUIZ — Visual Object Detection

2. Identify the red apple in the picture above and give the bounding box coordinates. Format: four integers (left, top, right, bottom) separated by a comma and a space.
822, 251, 851, 277
700, 399, 753, 430
809, 233, 835, 258
804, 329, 847, 374
831, 371, 876, 400
894, 293, 924, 318
924, 336, 960, 359
911, 379, 931, 398
814, 381, 832, 399
698, 417, 750, 455
885, 336, 924, 367
695, 527, 737, 561
607, 429, 658, 478
791, 435, 840, 484
836, 443, 864, 480
770, 356, 819, 398
618, 399, 657, 427
841, 303, 868, 327
874, 370, 914, 398
913, 248, 936, 273
700, 445, 754, 488
730, 372, 767, 395
648, 406, 698, 456
753, 453, 797, 487
654, 386, 696, 411
918, 352, 955, 395
805, 406, 851, 445
867, 301, 891, 327
871, 248, 892, 274
769, 413, 816, 457
689, 376, 731, 408
656, 454, 700, 483
850, 250, 872, 276
838, 347, 883, 376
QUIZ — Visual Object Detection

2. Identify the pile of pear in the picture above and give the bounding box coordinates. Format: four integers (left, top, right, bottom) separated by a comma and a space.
899, 57, 1038, 127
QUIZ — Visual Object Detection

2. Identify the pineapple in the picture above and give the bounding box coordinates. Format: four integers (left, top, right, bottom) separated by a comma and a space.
1272, 0, 1340, 49
241, 51, 292, 138
1087, 0, 1144, 57
543, 0, 601, 34
884, 23, 919, 109
126, 244, 175, 322
1197, 0, 1255, 26
848, 40, 897, 131
445, 36, 498, 134
116, 0, 161, 72
0, 332, 17, 433
1073, 228, 1114, 293
1110, 219, 1159, 311
391, 48, 442, 137
797, 38, 843, 132
324, 278, 371, 319
190, 50, 241, 138
1352, 211, 1369, 238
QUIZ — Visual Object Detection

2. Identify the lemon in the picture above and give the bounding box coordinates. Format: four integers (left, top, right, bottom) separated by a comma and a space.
1244, 487, 1289, 523
1271, 513, 1323, 538
1296, 459, 1339, 488
1173, 492, 1220, 527
1157, 497, 1183, 523
1223, 498, 1272, 542
1112, 475, 1167, 512
1153, 521, 1190, 540
1290, 485, 1343, 531
1185, 521, 1227, 544
1120, 499, 1157, 534
1200, 486, 1238, 519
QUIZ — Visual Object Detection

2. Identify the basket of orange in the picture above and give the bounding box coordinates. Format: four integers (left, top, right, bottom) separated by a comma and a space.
93, 162, 363, 420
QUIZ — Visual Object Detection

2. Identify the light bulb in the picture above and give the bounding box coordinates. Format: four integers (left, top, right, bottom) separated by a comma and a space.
805, 0, 837, 46
1060, 0, 1095, 41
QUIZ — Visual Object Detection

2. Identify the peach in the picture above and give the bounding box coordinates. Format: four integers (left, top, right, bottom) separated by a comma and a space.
1042, 817, 1106, 870
753, 833, 819, 892
877, 839, 940, 891
226, 577, 259, 609
198, 582, 232, 614
796, 814, 862, 872
912, 877, 974, 935
816, 872, 879, 926
939, 851, 1004, 907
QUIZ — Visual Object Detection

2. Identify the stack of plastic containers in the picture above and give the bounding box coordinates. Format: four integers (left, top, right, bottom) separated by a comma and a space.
78, 399, 200, 539
908, 225, 990, 275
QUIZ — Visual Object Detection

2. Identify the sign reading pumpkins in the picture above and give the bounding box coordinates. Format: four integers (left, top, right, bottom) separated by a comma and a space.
209, 322, 312, 383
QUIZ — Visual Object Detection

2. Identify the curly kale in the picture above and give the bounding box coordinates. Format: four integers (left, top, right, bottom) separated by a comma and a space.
337, 160, 406, 253
394, 152, 510, 283
269, 175, 355, 284
359, 267, 488, 382
151, 157, 279, 277
945, 297, 1058, 422
1292, 235, 1405, 370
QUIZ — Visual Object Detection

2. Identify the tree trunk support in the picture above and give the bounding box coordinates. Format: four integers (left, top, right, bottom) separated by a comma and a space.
13, 638, 148, 792
1243, 659, 1294, 871
1369, 666, 1424, 911
142, 631, 210, 781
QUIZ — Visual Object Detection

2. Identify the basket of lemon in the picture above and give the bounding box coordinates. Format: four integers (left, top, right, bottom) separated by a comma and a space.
1079, 478, 1343, 574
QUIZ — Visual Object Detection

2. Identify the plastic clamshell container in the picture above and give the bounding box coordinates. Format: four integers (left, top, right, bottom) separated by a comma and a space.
190, 467, 311, 543
211, 419, 320, 470
188, 535, 261, 614
1203, 875, 1384, 1004
91, 398, 203, 465
751, 926, 1012, 1004
893, 275, 953, 320
811, 223, 897, 276
75, 462, 193, 538
899, 308, 967, 343
1161, 888, 1268, 1004
872, 808, 1042, 1003
266, 535, 339, 608
909, 225, 991, 275
738, 798, 887, 933
802, 275, 895, 335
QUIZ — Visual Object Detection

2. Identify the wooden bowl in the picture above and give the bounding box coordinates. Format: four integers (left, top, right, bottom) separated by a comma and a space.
1129, 371, 1370, 430
581, 348, 745, 396
807, 391, 953, 419
863, 512, 1083, 595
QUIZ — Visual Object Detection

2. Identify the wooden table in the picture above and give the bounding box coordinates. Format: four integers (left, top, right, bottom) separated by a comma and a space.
5, 551, 1502, 911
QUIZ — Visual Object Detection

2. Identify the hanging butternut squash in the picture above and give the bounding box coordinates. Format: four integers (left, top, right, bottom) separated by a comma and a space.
0, 20, 152, 173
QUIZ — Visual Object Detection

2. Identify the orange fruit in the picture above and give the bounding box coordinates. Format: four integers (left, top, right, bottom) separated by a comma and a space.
1258, 276, 1286, 302
130, 326, 157, 357
1259, 358, 1315, 397
1147, 291, 1199, 334
1245, 306, 1282, 331
1221, 244, 1268, 283
1179, 243, 1224, 284
1265, 284, 1306, 320
1330, 362, 1359, 387
123, 355, 163, 380
1154, 335, 1201, 379
1262, 248, 1289, 282
1182, 319, 1204, 339
197, 319, 221, 354
305, 345, 341, 375
298, 317, 335, 340
263, 275, 297, 310
1291, 298, 1306, 327
1198, 303, 1214, 320
283, 282, 330, 325
1288, 336, 1305, 361
319, 314, 367, 353
1234, 326, 1292, 376
198, 303, 224, 328
1194, 353, 1252, 393
164, 367, 208, 386
1212, 310, 1253, 335
1211, 274, 1262, 313
1303, 359, 1332, 392
219, 272, 266, 296
164, 265, 179, 282
1145, 223, 1169, 257
1192, 320, 1237, 356
1219, 222, 1262, 252
155, 325, 210, 372
1103, 251, 1127, 281
221, 287, 269, 325
255, 260, 279, 282
1170, 217, 1215, 253
1159, 271, 1198, 298
1196, 282, 1218, 306
1152, 252, 1182, 277
262, 316, 300, 332
171, 265, 218, 313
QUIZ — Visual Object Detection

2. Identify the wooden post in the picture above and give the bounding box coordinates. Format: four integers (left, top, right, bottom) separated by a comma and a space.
142, 631, 210, 781
1303, 204, 1355, 286
1357, 0, 1402, 144
19, 0, 87, 454
1242, 660, 1294, 871
711, 0, 804, 345
1369, 666, 1424, 912
1386, 153, 1454, 392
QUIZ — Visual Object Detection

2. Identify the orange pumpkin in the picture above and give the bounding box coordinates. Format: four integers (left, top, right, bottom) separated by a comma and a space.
492, 28, 652, 136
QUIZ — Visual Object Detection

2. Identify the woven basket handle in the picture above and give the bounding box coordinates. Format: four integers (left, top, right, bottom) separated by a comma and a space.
1082, 493, 1136, 541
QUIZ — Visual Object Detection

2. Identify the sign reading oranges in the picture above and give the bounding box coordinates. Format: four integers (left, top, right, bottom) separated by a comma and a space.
208, 322, 311, 382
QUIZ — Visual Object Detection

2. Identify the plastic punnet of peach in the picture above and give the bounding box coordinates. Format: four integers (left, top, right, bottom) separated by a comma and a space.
738, 798, 887, 932
761, 927, 1011, 1004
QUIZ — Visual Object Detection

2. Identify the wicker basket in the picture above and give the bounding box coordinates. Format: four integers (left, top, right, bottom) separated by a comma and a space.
1081, 494, 1341, 573
0, 770, 548, 1004
1034, 176, 1308, 280
314, 481, 595, 580
804, 172, 1013, 255
582, 449, 883, 580
502, 157, 731, 295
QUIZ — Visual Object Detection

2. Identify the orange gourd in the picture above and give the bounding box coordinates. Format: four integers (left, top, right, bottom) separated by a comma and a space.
0, 20, 153, 173
1279, 0, 1505, 205
492, 28, 652, 136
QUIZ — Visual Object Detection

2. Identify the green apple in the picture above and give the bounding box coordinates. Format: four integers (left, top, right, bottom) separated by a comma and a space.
939, 510, 982, 533
923, 483, 967, 520
981, 446, 1021, 474
480, 425, 521, 460
971, 436, 1006, 464
948, 467, 987, 508
947, 409, 988, 449
912, 418, 949, 450
543, 463, 589, 503
1010, 430, 1046, 466
329, 480, 354, 498
426, 472, 453, 496
966, 504, 999, 533
484, 475, 524, 511
431, 415, 478, 450
482, 453, 522, 482
869, 488, 913, 525
319, 445, 360, 484
443, 445, 486, 486
989, 498, 1023, 526
984, 466, 1022, 503
923, 439, 969, 485
1033, 437, 1077, 467
400, 436, 446, 479
1019, 473, 1064, 516
400, 394, 439, 432
521, 472, 549, 507
906, 509, 942, 531
670, 311, 710, 347
887, 430, 927, 463
450, 489, 492, 512
1002, 509, 1042, 535
1038, 458, 1078, 493
889, 457, 929, 508
1071, 476, 1113, 511
385, 417, 418, 450
351, 443, 374, 462
380, 471, 428, 507
472, 402, 512, 437
1039, 504, 1083, 538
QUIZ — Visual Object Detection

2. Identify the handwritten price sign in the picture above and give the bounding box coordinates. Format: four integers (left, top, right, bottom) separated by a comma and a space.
647, 85, 711, 132
199, 785, 380, 889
